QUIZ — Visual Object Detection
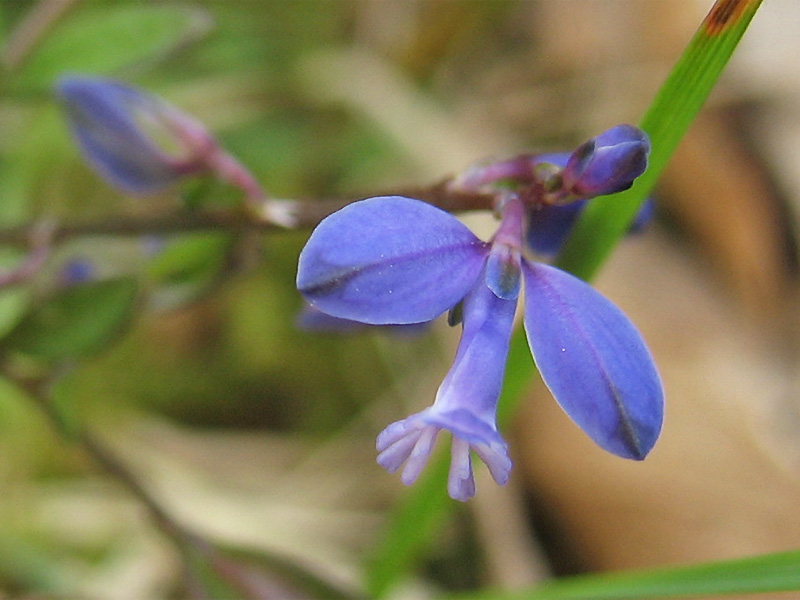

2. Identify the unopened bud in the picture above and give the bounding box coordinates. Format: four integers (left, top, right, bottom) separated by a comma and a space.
55, 75, 213, 195
562, 124, 650, 198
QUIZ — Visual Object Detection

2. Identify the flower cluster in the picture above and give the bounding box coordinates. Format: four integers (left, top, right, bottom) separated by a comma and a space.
297, 125, 664, 501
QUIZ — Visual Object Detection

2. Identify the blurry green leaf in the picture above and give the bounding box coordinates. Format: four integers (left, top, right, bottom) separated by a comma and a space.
0, 107, 67, 224
147, 233, 230, 284
4, 277, 139, 360
0, 534, 66, 595
450, 548, 800, 600
0, 373, 58, 463
0, 287, 30, 339
9, 4, 212, 91
365, 449, 451, 596
366, 1, 764, 596
146, 233, 232, 309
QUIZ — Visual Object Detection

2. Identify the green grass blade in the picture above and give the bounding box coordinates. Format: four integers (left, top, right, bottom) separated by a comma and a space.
557, 0, 764, 280
449, 548, 800, 600
365, 448, 451, 596
365, 1, 764, 596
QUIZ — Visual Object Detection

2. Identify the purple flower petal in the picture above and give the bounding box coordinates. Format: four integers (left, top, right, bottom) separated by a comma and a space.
296, 303, 428, 335
55, 76, 181, 194
522, 262, 664, 459
526, 197, 656, 256
376, 278, 515, 501
526, 201, 587, 256
297, 196, 488, 324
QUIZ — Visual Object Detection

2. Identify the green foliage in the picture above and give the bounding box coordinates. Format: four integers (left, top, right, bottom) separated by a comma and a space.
8, 4, 212, 92
4, 278, 139, 360
366, 448, 451, 595
146, 233, 233, 308
451, 549, 800, 600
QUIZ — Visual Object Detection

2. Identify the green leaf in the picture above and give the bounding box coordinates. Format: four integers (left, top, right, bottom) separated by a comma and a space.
365, 1, 765, 596
4, 278, 139, 360
0, 107, 67, 225
147, 233, 231, 285
146, 233, 233, 309
9, 4, 212, 91
449, 548, 800, 600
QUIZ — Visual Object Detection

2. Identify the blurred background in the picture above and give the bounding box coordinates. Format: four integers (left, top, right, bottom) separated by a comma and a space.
2, 1, 800, 598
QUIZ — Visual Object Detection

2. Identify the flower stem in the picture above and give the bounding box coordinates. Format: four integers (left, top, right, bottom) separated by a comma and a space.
0, 181, 498, 247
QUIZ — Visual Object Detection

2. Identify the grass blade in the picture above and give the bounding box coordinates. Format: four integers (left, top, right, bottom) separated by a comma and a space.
557, 0, 764, 280
450, 548, 800, 600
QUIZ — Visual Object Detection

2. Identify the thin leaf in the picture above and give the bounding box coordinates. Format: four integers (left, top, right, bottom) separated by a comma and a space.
365, 0, 765, 596
4, 277, 139, 360
146, 233, 235, 311
449, 548, 800, 600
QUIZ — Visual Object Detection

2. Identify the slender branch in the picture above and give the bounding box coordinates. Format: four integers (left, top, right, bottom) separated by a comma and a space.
0, 211, 282, 247
0, 182, 497, 247
17, 374, 213, 598
0, 221, 55, 285
14, 371, 327, 599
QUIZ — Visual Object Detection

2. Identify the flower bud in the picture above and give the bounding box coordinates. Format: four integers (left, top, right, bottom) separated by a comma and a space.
562, 124, 650, 198
55, 75, 214, 195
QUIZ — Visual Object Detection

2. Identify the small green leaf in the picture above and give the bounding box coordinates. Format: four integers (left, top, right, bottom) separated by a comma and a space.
146, 233, 233, 309
147, 233, 231, 285
9, 4, 212, 90
4, 278, 139, 360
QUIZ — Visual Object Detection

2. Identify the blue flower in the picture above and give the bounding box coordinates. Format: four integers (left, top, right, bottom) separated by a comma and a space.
55, 75, 264, 202
56, 75, 200, 194
297, 194, 664, 501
